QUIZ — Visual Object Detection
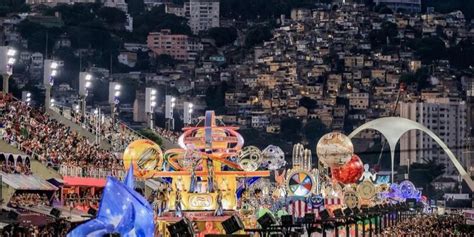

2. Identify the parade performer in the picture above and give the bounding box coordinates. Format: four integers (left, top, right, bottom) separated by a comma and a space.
175, 191, 183, 217
207, 160, 216, 193
214, 189, 224, 216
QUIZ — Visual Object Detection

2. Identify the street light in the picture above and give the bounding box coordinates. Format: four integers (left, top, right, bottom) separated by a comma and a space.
79, 72, 93, 116
109, 82, 121, 120
44, 59, 61, 110
1, 46, 16, 94
50, 98, 55, 108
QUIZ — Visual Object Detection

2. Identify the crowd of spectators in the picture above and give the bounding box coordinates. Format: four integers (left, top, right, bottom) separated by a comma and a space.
154, 126, 180, 143
0, 219, 72, 237
63, 191, 101, 212
8, 192, 51, 208
0, 97, 122, 174
382, 213, 468, 236
0, 159, 31, 175
67, 109, 141, 151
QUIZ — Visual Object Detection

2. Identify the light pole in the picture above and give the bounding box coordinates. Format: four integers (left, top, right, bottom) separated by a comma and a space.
43, 60, 59, 110
183, 102, 193, 125
79, 72, 93, 117
21, 91, 31, 106
108, 82, 121, 121
145, 87, 157, 129
165, 95, 176, 130
0, 46, 16, 94
94, 108, 102, 144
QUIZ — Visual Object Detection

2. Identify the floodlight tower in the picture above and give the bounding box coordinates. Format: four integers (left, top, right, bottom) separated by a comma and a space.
165, 95, 176, 130
43, 60, 59, 110
145, 87, 157, 129
108, 82, 121, 121
79, 72, 93, 116
183, 102, 193, 125
0, 46, 16, 94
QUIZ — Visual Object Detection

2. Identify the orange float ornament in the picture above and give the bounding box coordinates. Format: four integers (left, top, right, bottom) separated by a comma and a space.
122, 139, 163, 178
331, 154, 364, 184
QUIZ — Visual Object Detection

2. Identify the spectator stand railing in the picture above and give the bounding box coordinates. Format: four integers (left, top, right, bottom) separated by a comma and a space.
50, 105, 146, 152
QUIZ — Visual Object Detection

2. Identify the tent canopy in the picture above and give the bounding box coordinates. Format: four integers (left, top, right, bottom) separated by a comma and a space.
1, 172, 58, 191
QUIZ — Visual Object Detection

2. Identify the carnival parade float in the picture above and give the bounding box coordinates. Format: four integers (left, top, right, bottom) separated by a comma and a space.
68, 112, 445, 237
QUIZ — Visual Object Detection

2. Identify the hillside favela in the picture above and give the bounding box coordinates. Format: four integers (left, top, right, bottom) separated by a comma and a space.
0, 0, 474, 236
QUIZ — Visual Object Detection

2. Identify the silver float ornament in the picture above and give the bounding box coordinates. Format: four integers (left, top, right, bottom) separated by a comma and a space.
262, 145, 286, 170
238, 146, 262, 171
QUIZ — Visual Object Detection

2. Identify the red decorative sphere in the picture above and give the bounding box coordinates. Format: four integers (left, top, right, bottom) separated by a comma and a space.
331, 155, 364, 184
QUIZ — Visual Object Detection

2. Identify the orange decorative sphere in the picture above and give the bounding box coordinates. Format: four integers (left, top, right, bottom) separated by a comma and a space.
316, 132, 354, 168
123, 139, 163, 178
331, 154, 364, 184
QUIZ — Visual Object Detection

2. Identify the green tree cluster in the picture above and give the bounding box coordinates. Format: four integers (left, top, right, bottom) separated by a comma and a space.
208, 27, 238, 47
368, 21, 398, 48
133, 6, 192, 42
0, 0, 29, 16
205, 82, 228, 113
299, 97, 318, 110
400, 67, 431, 91
425, 0, 474, 20
408, 37, 447, 64
245, 25, 272, 48
280, 118, 328, 146
138, 128, 163, 146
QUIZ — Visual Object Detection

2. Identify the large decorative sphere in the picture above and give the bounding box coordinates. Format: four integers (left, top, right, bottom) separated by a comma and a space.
331, 154, 364, 184
316, 132, 353, 167
123, 139, 163, 178
262, 145, 286, 170
237, 146, 262, 171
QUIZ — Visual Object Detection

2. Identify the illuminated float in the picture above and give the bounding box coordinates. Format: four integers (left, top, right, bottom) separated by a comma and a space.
143, 111, 271, 235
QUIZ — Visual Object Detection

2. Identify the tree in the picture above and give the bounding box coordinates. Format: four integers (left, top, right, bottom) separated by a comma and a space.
425, 0, 474, 20
16, 20, 64, 53
408, 37, 447, 64
155, 54, 178, 68
138, 128, 163, 146
303, 119, 328, 142
280, 117, 302, 142
127, 0, 145, 17
448, 39, 474, 69
369, 21, 398, 48
208, 27, 238, 47
400, 67, 431, 91
205, 82, 228, 112
245, 25, 272, 48
133, 6, 192, 42
299, 97, 318, 110
98, 7, 127, 27
0, 0, 30, 16
409, 158, 445, 198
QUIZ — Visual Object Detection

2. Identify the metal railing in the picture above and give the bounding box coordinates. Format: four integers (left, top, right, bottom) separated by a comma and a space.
50, 105, 146, 152
58, 165, 126, 179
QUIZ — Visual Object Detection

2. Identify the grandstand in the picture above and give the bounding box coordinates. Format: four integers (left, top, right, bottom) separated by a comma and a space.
0, 92, 179, 231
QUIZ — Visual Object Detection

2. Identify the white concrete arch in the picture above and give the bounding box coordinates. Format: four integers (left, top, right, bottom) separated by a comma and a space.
348, 117, 474, 191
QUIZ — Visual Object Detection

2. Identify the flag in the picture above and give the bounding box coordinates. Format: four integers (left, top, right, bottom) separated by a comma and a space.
124, 164, 134, 189
68, 172, 154, 237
